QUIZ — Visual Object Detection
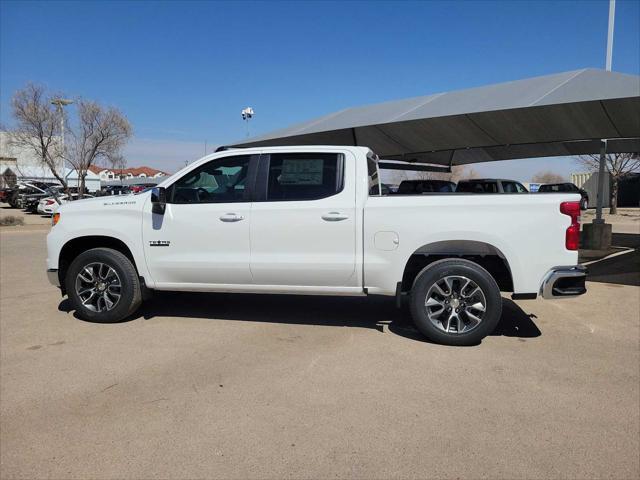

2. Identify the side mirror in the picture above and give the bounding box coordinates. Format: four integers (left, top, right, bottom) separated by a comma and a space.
151, 187, 166, 214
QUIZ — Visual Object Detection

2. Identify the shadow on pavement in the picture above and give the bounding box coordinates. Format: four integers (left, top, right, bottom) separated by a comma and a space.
611, 232, 640, 249
580, 232, 640, 287
59, 293, 540, 344
586, 249, 640, 287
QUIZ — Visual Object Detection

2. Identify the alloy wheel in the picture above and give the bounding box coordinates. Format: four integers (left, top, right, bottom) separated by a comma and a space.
75, 262, 122, 313
424, 275, 487, 334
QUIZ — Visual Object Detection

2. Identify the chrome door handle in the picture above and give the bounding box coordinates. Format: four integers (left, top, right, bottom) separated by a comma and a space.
321, 212, 349, 222
219, 213, 244, 222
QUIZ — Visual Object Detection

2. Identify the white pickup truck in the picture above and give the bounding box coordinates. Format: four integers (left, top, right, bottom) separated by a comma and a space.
46, 146, 586, 345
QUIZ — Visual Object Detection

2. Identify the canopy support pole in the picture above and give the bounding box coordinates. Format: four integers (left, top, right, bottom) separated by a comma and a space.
583, 139, 612, 250
594, 140, 607, 223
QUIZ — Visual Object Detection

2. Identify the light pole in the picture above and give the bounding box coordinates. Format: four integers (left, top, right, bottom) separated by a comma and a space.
51, 98, 73, 178
241, 107, 254, 137
594, 0, 615, 225
584, 0, 616, 250
606, 0, 615, 71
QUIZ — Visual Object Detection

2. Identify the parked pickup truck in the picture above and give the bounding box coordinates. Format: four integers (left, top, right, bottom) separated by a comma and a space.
46, 146, 586, 345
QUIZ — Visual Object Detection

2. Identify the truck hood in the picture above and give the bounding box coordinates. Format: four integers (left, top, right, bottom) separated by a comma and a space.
57, 193, 148, 214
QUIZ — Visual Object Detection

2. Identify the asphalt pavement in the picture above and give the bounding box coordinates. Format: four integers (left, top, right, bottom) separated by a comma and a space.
1, 226, 638, 479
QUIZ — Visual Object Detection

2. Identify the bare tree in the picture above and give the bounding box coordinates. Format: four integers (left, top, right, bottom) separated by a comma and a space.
109, 154, 128, 185
451, 165, 478, 183
577, 153, 640, 214
532, 170, 566, 184
9, 84, 68, 189
67, 100, 132, 196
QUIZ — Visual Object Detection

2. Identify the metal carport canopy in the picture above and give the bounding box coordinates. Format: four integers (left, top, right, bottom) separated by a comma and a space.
231, 68, 640, 166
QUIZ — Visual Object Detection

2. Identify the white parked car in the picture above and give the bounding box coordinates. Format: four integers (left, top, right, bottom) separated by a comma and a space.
38, 194, 94, 215
46, 146, 586, 346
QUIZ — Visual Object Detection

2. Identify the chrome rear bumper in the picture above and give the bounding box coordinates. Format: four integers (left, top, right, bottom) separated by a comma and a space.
540, 265, 587, 299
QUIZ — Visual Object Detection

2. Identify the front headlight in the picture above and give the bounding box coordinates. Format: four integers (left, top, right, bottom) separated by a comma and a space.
52, 212, 60, 226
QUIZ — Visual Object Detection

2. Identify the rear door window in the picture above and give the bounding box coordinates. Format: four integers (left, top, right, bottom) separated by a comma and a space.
265, 153, 343, 201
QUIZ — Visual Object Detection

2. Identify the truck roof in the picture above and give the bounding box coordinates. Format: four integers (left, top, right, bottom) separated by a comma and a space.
216, 145, 373, 156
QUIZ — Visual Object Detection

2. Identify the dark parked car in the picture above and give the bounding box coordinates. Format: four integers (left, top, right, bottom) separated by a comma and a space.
396, 179, 457, 194
13, 182, 60, 209
538, 183, 589, 210
0, 187, 15, 203
101, 185, 132, 196
456, 178, 528, 193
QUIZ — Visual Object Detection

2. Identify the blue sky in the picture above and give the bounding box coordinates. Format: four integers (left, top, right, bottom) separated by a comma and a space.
1, 0, 639, 179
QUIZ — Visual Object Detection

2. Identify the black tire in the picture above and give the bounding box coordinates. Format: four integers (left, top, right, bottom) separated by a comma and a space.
581, 198, 588, 210
409, 259, 502, 346
66, 248, 142, 323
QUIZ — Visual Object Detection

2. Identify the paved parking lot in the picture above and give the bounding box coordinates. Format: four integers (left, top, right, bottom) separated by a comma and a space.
1, 223, 639, 479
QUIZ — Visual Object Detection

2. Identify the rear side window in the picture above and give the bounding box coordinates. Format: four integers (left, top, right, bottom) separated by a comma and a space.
266, 153, 343, 201
368, 157, 381, 195
434, 181, 455, 192
457, 181, 498, 193
502, 182, 518, 193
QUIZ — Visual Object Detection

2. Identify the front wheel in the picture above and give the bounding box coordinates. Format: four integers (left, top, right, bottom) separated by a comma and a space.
409, 259, 502, 346
66, 248, 142, 323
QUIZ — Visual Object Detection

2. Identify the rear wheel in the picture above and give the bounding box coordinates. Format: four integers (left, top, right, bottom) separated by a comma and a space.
410, 259, 502, 346
581, 198, 588, 210
66, 248, 142, 323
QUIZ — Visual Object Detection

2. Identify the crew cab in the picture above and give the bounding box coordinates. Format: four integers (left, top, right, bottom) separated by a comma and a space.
46, 146, 586, 346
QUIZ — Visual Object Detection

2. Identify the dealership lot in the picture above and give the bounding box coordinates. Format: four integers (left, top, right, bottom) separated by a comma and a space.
1, 223, 639, 479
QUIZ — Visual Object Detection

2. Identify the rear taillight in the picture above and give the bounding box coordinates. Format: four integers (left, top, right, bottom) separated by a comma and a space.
560, 201, 581, 250
46, 199, 55, 205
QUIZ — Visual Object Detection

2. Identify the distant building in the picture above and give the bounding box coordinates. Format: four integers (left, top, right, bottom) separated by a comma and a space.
0, 131, 64, 188
572, 172, 611, 208
1, 131, 169, 191
571, 171, 639, 208
88, 165, 169, 182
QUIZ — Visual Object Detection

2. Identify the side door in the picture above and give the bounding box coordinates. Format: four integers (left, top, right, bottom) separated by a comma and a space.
142, 154, 257, 287
249, 151, 357, 287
